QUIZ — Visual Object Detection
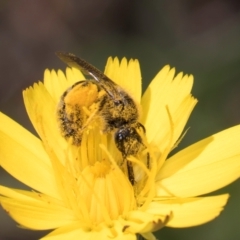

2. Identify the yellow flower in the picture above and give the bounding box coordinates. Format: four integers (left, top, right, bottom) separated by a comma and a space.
1, 56, 240, 240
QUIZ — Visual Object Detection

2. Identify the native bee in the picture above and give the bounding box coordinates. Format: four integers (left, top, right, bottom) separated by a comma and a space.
56, 52, 147, 184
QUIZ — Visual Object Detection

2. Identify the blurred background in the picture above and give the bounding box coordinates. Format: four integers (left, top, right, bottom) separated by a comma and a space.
0, 0, 240, 239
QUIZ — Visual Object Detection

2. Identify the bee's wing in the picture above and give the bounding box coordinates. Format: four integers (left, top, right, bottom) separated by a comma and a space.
56, 52, 120, 99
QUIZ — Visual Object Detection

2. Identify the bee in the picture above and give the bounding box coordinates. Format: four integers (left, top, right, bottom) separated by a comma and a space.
56, 52, 147, 184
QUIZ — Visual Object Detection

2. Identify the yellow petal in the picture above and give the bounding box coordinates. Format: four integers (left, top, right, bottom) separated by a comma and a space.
44, 67, 84, 103
23, 82, 67, 163
0, 113, 60, 199
43, 69, 65, 103
41, 221, 136, 240
0, 193, 76, 230
104, 57, 142, 104
146, 194, 229, 227
0, 186, 62, 205
141, 66, 196, 152
66, 66, 85, 85
122, 211, 169, 234
157, 125, 240, 197
43, 67, 84, 104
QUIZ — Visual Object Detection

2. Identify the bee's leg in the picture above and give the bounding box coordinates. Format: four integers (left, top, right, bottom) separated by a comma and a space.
126, 160, 135, 185
146, 152, 150, 169
136, 122, 146, 133
115, 127, 143, 185
118, 154, 135, 185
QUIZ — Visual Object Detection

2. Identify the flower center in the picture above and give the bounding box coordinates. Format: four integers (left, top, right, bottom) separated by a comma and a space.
69, 127, 137, 226
90, 160, 111, 177
82, 163, 136, 225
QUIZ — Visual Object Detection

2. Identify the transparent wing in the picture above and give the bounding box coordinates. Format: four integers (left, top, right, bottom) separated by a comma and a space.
56, 52, 120, 99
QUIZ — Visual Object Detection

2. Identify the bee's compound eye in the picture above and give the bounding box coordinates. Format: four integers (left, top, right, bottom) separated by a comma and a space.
115, 128, 129, 141
114, 127, 142, 157
115, 128, 130, 158
114, 100, 123, 106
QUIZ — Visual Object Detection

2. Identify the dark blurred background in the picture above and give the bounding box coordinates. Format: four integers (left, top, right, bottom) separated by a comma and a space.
0, 0, 240, 239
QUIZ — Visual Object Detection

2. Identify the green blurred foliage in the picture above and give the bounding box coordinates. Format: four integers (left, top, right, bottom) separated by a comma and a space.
0, 0, 240, 239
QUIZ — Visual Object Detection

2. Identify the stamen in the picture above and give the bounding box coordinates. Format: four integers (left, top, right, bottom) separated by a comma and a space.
99, 143, 136, 214
99, 144, 121, 171
171, 127, 189, 151
128, 156, 150, 178
139, 152, 157, 210
77, 170, 113, 226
